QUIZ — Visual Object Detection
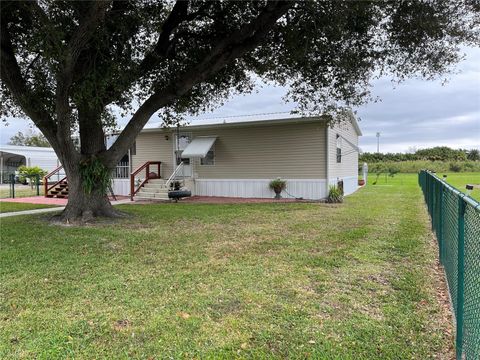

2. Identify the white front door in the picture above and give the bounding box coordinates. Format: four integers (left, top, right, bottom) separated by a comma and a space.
174, 133, 192, 177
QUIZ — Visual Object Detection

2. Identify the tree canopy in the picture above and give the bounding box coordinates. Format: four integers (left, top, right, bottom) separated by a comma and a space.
1, 0, 478, 221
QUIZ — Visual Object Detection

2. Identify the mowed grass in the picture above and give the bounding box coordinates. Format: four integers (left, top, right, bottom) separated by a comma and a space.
442, 172, 480, 201
0, 202, 59, 214
368, 172, 480, 201
0, 174, 452, 359
0, 185, 44, 199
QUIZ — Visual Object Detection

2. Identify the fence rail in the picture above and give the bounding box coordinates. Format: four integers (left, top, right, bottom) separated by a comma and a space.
419, 170, 480, 359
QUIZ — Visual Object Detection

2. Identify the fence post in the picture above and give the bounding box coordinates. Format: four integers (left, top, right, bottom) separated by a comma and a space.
432, 178, 436, 231
456, 196, 466, 360
428, 174, 433, 218
438, 182, 444, 264
9, 174, 15, 198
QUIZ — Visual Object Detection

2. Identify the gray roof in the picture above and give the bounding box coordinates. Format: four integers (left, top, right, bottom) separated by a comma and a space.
142, 112, 362, 136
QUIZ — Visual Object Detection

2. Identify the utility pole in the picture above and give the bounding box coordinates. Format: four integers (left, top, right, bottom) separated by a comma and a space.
376, 132, 381, 153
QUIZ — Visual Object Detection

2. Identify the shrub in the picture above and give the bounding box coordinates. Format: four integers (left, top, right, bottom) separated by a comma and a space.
449, 162, 463, 172
17, 165, 47, 189
365, 160, 480, 174
467, 149, 480, 161
387, 165, 400, 177
327, 186, 343, 203
269, 178, 287, 193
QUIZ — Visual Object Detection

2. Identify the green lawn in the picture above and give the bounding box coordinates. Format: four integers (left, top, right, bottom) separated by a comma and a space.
368, 172, 480, 201
0, 185, 44, 199
0, 174, 453, 359
442, 172, 480, 201
0, 202, 59, 214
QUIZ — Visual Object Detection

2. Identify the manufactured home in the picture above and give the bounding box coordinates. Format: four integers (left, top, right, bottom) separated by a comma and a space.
113, 113, 362, 201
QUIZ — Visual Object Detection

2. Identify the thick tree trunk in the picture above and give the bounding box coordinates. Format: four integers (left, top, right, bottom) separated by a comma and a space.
53, 106, 127, 223
54, 164, 125, 223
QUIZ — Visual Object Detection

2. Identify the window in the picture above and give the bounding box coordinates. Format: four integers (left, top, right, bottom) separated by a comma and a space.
177, 135, 191, 150
336, 134, 342, 163
201, 149, 215, 165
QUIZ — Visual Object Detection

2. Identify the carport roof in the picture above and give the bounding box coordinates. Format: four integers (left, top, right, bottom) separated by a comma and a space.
0, 144, 56, 156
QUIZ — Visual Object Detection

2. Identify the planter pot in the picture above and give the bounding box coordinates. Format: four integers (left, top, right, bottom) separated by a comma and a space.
358, 179, 365, 186
148, 172, 158, 179
273, 188, 282, 199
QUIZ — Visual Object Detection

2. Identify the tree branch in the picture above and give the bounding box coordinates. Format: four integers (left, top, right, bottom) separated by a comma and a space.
56, 1, 110, 102
104, 0, 292, 166
0, 19, 57, 145
139, 0, 190, 72
99, 0, 191, 106
55, 1, 110, 153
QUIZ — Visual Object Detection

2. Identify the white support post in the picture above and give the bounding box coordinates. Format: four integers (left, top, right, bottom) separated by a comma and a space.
0, 154, 3, 184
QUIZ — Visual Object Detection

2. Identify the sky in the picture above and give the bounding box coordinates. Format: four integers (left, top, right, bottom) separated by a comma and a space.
1, 47, 479, 154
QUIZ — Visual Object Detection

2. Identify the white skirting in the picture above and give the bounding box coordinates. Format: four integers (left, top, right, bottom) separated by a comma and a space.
111, 179, 130, 196
194, 179, 327, 200
113, 177, 358, 199
327, 175, 358, 196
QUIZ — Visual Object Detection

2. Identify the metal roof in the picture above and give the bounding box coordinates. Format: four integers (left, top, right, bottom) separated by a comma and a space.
0, 145, 60, 172
141, 111, 362, 136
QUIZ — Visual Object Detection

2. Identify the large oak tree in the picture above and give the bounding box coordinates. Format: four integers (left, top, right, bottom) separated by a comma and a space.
1, 0, 478, 222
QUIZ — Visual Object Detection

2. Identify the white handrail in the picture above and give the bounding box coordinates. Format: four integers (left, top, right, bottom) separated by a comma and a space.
166, 161, 184, 187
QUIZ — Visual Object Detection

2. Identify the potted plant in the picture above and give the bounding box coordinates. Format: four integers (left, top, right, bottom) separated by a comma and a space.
358, 178, 365, 186
269, 178, 287, 199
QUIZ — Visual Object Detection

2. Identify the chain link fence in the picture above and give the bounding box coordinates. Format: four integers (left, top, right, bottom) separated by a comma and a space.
0, 173, 42, 199
419, 170, 480, 359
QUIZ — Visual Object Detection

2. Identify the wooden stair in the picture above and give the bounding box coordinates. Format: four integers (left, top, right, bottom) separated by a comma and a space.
45, 181, 69, 198
44, 165, 69, 199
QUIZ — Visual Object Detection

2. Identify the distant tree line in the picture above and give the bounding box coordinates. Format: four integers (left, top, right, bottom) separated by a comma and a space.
8, 130, 50, 147
360, 147, 480, 163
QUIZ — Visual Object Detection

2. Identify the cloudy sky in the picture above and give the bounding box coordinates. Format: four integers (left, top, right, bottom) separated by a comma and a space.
1, 47, 479, 153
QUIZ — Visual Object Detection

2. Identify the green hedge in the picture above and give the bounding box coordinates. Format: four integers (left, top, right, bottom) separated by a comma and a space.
363, 160, 480, 174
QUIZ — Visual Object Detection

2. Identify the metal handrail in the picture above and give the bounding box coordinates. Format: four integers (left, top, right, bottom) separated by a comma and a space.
166, 161, 184, 188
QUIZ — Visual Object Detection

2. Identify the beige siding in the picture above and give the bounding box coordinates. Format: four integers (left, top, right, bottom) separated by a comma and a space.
132, 122, 327, 179
328, 118, 359, 179
131, 132, 175, 178
190, 122, 326, 179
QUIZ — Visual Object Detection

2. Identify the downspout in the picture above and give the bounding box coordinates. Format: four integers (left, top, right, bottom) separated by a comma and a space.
325, 125, 329, 197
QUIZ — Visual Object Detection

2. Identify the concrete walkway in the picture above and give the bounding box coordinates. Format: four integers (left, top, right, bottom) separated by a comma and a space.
0, 199, 132, 218
0, 195, 129, 205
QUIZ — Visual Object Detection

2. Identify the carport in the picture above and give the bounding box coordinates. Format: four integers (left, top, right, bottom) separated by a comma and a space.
0, 145, 60, 183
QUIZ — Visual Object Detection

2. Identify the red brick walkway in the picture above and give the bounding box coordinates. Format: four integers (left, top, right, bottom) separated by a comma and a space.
179, 196, 315, 204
